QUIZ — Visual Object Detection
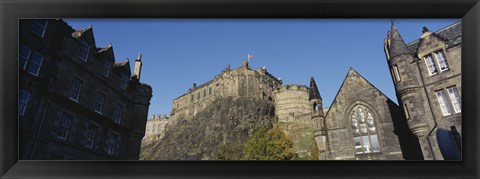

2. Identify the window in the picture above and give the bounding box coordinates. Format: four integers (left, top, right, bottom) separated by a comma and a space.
19, 44, 31, 69
403, 103, 410, 119
447, 86, 461, 113
350, 105, 380, 158
56, 112, 72, 140
436, 90, 452, 116
27, 51, 43, 76
197, 92, 200, 100
94, 92, 105, 114
424, 55, 438, 76
19, 89, 31, 116
79, 40, 90, 62
204, 89, 206, 97
434, 50, 449, 72
32, 19, 48, 37
424, 50, 450, 76
113, 103, 124, 124
393, 65, 401, 82
103, 59, 111, 77
86, 124, 97, 148
19, 44, 43, 76
209, 87, 212, 95
69, 78, 82, 102
120, 73, 128, 90
107, 132, 119, 155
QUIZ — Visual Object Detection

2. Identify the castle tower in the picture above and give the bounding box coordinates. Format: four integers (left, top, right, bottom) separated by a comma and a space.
384, 22, 433, 159
310, 77, 327, 159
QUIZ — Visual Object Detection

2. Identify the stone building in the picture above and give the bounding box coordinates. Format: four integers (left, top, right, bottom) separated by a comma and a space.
19, 19, 152, 160
143, 114, 169, 141
312, 69, 420, 160
384, 21, 462, 160
169, 60, 282, 126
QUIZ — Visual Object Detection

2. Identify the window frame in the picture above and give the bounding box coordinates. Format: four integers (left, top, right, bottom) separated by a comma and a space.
27, 51, 44, 76
102, 58, 111, 78
446, 86, 461, 113
113, 103, 124, 124
94, 91, 106, 114
423, 54, 438, 76
85, 123, 98, 148
350, 105, 381, 158
107, 131, 119, 155
79, 40, 90, 62
19, 44, 31, 70
19, 89, 31, 116
69, 78, 83, 102
393, 65, 401, 82
120, 73, 128, 90
56, 112, 72, 140
32, 19, 48, 38
435, 90, 452, 116
433, 50, 450, 72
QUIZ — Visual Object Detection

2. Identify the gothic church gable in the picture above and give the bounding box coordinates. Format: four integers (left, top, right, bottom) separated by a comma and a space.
324, 68, 404, 160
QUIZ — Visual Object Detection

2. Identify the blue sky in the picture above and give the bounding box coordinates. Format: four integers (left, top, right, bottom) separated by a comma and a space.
64, 19, 459, 118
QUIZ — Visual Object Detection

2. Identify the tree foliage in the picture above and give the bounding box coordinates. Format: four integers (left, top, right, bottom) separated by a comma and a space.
242, 125, 295, 160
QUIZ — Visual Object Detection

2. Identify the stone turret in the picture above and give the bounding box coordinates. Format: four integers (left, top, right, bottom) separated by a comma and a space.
384, 22, 430, 137
384, 21, 433, 159
310, 77, 328, 159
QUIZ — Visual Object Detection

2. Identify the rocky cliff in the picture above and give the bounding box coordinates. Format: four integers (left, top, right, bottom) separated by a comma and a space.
140, 96, 276, 160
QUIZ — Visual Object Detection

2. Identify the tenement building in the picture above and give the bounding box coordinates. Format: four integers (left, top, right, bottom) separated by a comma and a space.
19, 19, 152, 160
384, 21, 462, 160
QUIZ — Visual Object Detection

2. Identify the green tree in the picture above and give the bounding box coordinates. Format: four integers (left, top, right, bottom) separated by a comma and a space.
242, 126, 295, 160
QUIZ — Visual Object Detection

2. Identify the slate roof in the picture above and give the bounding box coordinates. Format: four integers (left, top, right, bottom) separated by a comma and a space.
406, 21, 462, 54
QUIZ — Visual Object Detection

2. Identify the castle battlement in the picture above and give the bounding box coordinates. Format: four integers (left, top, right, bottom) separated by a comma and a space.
275, 84, 309, 93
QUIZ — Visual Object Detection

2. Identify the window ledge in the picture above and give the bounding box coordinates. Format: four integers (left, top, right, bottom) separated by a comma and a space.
68, 97, 79, 103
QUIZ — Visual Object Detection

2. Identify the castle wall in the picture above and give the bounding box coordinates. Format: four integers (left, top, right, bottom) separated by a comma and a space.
274, 85, 311, 122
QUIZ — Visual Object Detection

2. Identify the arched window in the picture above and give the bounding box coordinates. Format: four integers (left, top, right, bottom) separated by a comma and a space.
350, 105, 380, 159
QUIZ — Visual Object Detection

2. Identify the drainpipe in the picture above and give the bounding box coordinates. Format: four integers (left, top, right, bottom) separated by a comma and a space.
416, 60, 438, 160
30, 99, 49, 159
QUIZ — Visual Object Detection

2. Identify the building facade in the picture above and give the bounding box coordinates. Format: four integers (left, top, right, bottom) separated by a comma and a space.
384, 21, 462, 160
19, 19, 152, 160
312, 69, 421, 160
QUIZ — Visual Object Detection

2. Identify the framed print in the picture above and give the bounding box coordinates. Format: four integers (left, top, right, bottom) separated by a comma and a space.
1, 0, 479, 178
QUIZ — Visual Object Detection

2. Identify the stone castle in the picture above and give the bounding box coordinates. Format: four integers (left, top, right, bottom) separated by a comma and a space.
145, 21, 461, 160
168, 60, 282, 127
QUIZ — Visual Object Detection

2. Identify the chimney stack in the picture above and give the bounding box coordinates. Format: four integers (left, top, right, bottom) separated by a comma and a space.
134, 53, 142, 80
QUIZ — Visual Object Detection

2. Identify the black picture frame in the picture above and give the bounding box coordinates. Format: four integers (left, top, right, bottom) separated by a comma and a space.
1, 0, 479, 178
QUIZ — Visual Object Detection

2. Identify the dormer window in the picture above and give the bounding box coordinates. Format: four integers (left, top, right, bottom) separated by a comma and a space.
434, 50, 449, 72
103, 59, 111, 78
120, 73, 128, 90
79, 40, 90, 62
423, 50, 449, 76
424, 55, 438, 76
